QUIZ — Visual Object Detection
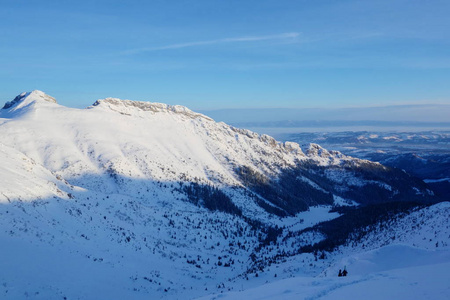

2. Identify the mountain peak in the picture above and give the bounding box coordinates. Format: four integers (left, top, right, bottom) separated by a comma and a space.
2, 90, 57, 110
90, 97, 213, 120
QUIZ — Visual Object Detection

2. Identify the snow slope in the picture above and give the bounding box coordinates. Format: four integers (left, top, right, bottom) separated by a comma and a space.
198, 259, 450, 300
199, 202, 450, 300
0, 91, 445, 299
0, 143, 73, 202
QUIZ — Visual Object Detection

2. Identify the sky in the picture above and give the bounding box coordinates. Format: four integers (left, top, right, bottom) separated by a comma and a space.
0, 0, 449, 110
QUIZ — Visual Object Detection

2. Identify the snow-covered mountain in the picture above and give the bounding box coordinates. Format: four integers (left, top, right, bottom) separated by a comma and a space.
0, 90, 445, 299
283, 130, 450, 201
0, 90, 434, 214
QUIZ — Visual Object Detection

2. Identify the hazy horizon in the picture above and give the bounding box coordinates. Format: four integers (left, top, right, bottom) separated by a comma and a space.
200, 104, 450, 125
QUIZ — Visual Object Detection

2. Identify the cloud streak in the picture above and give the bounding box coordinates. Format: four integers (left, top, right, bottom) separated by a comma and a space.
122, 32, 300, 55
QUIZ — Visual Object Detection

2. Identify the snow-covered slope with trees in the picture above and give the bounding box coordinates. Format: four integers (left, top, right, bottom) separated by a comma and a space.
0, 91, 446, 299
199, 202, 450, 300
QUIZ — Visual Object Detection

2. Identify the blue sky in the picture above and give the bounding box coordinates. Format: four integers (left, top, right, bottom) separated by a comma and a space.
1, 0, 449, 109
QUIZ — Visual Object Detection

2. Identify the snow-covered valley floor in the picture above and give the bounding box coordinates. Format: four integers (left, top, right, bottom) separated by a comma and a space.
199, 245, 450, 300
1, 201, 448, 299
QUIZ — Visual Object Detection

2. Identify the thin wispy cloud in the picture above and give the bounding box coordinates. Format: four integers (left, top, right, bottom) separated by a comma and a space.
121, 32, 300, 55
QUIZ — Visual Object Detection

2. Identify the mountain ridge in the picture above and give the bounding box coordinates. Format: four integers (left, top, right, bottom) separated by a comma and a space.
91, 97, 214, 121
0, 91, 435, 215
